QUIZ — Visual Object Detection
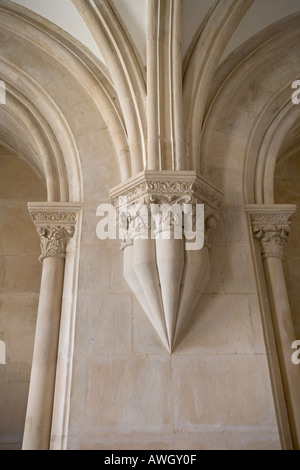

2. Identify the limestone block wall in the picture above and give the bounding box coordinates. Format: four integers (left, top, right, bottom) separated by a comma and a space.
1, 1, 299, 451
275, 150, 300, 338
64, 117, 281, 450
0, 148, 46, 450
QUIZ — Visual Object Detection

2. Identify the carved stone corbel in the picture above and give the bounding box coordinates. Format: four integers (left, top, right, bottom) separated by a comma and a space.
110, 171, 223, 352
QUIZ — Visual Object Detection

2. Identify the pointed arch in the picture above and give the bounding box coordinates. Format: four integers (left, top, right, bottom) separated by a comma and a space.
0, 0, 131, 184
0, 59, 79, 202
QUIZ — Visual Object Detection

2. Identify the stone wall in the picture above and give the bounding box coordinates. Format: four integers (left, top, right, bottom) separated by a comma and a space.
65, 124, 281, 449
0, 147, 46, 449
275, 149, 300, 338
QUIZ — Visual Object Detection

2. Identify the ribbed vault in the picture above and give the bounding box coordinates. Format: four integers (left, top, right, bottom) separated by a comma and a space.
201, 12, 300, 203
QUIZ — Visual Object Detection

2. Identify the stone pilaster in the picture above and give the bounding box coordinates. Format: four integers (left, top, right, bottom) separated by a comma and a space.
246, 204, 300, 450
23, 203, 81, 450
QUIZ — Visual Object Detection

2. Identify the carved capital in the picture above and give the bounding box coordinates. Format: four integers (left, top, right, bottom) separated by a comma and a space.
246, 205, 297, 259
28, 203, 82, 262
110, 171, 224, 249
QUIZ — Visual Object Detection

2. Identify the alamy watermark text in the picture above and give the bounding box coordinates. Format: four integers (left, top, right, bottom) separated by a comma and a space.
96, 199, 205, 251
0, 80, 6, 105
291, 80, 300, 104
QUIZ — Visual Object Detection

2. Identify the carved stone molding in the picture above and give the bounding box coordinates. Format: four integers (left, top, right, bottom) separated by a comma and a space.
28, 203, 82, 262
110, 171, 223, 249
246, 205, 297, 259
110, 171, 224, 352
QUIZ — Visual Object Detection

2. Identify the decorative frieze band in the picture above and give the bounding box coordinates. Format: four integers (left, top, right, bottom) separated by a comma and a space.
246, 205, 297, 259
110, 171, 224, 249
28, 203, 82, 262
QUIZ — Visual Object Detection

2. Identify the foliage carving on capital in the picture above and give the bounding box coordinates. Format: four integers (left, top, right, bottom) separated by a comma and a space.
36, 225, 75, 262
249, 211, 294, 259
28, 204, 81, 262
110, 171, 223, 249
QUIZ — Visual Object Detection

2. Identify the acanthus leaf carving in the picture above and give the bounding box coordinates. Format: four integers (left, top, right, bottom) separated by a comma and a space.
28, 203, 81, 262
111, 172, 223, 250
246, 207, 296, 259
36, 225, 75, 262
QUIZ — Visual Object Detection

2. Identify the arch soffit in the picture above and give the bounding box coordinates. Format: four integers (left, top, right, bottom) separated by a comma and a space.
0, 57, 79, 202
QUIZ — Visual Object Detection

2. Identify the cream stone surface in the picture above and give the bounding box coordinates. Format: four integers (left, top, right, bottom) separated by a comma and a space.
275, 147, 300, 338
0, 147, 46, 450
22, 203, 81, 450
110, 171, 223, 351
246, 205, 300, 448
0, 340, 5, 364
0, 0, 299, 452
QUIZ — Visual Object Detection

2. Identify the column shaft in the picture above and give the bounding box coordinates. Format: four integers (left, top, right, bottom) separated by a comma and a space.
247, 204, 300, 450
22, 257, 65, 450
263, 256, 300, 449
23, 202, 80, 450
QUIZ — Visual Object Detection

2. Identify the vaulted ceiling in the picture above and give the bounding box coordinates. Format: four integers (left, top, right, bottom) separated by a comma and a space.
10, 0, 300, 66
1, 0, 300, 202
